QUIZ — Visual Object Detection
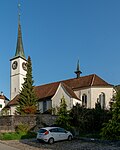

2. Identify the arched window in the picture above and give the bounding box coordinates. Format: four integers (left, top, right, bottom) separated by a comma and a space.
99, 93, 105, 109
82, 94, 87, 108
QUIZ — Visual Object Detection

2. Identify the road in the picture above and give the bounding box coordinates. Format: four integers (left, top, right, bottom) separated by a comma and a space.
0, 139, 120, 150
0, 142, 20, 150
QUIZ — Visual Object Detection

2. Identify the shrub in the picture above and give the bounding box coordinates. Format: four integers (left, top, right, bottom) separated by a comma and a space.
15, 123, 29, 134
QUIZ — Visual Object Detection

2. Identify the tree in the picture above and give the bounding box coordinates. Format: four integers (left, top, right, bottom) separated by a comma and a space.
100, 90, 120, 140
69, 103, 89, 133
55, 96, 71, 130
17, 56, 37, 114
70, 102, 111, 135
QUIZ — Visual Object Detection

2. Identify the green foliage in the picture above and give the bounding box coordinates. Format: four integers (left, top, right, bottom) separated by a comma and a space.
70, 103, 89, 133
0, 132, 36, 140
100, 90, 120, 140
70, 102, 111, 135
55, 96, 72, 130
17, 56, 38, 114
0, 132, 23, 140
15, 123, 29, 134
100, 120, 120, 140
1, 108, 10, 116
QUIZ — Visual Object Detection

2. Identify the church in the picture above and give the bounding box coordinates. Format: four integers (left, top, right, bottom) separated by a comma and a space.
4, 6, 114, 115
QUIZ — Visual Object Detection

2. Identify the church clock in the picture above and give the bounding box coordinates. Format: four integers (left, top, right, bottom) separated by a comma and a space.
22, 62, 27, 71
12, 61, 18, 70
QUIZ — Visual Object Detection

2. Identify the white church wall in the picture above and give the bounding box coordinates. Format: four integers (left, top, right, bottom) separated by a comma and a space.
47, 100, 52, 110
74, 87, 113, 109
52, 84, 73, 112
90, 87, 114, 109
74, 88, 91, 108
11, 75, 20, 99
38, 100, 52, 113
10, 105, 17, 115
10, 58, 27, 100
38, 101, 43, 113
73, 98, 81, 106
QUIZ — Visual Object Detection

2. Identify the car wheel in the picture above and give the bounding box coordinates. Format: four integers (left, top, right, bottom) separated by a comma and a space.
68, 135, 72, 141
48, 138, 54, 144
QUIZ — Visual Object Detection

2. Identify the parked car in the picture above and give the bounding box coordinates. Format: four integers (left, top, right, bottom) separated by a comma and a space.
37, 127, 73, 144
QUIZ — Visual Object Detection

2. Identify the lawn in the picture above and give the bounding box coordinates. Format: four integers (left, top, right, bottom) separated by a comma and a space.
0, 132, 36, 140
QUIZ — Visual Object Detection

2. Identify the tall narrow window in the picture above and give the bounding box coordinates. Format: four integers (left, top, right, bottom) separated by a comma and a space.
43, 101, 47, 112
99, 93, 105, 109
82, 94, 87, 108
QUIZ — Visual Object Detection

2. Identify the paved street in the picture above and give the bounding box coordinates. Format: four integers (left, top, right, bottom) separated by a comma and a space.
0, 142, 19, 150
0, 139, 120, 150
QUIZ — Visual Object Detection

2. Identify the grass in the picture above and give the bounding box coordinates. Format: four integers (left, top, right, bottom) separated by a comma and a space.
0, 132, 37, 140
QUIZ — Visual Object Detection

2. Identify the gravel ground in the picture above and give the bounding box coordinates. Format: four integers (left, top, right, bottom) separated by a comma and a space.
0, 138, 120, 150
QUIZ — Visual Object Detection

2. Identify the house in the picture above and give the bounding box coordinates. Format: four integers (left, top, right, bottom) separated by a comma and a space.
0, 92, 9, 114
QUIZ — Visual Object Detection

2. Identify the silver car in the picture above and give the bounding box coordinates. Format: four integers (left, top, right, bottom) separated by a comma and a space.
37, 127, 73, 144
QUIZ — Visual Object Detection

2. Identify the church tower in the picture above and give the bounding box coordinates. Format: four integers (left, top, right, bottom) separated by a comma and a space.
10, 3, 27, 100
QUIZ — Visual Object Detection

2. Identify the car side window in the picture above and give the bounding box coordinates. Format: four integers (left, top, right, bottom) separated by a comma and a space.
57, 128, 66, 133
49, 128, 58, 132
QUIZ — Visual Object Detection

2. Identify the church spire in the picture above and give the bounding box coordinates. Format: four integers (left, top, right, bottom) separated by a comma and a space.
74, 60, 82, 78
15, 2, 25, 59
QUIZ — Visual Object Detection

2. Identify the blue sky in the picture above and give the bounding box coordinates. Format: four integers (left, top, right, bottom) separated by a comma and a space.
0, 0, 120, 98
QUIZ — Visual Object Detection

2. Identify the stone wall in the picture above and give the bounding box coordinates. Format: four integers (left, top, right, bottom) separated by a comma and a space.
0, 114, 57, 133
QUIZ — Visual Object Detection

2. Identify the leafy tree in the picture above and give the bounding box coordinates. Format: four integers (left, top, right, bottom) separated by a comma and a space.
70, 102, 111, 135
17, 56, 37, 114
100, 90, 120, 140
55, 96, 71, 130
93, 102, 111, 132
70, 103, 89, 134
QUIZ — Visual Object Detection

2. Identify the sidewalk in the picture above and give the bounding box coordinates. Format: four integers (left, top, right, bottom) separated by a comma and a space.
0, 142, 20, 150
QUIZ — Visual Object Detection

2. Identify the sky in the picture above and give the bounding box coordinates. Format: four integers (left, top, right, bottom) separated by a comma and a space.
0, 0, 120, 98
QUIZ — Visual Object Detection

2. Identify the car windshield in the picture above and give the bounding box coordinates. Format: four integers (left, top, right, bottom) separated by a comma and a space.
38, 129, 47, 133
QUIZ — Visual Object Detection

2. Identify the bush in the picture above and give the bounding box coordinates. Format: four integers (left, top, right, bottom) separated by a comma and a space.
15, 123, 29, 134
100, 120, 120, 140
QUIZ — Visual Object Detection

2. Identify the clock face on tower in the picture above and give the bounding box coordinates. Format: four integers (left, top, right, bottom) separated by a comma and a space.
12, 61, 18, 70
22, 62, 27, 71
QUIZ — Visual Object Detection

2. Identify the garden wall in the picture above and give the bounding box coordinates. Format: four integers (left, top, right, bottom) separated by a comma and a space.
0, 114, 57, 133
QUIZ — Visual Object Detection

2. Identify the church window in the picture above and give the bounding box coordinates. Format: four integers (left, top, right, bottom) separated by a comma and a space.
99, 93, 105, 109
43, 101, 47, 112
0, 104, 2, 108
82, 94, 87, 108
14, 88, 16, 92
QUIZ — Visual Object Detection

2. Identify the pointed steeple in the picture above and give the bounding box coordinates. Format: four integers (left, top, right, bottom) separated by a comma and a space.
15, 2, 25, 59
74, 60, 82, 78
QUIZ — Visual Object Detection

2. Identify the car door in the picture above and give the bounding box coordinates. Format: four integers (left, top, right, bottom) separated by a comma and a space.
57, 128, 68, 140
49, 128, 60, 141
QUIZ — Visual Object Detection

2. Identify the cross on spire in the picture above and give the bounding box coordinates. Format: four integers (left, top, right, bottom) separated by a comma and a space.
14, 1, 26, 59
18, 2, 21, 24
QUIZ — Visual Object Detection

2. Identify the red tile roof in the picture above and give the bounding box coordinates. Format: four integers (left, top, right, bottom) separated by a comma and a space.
7, 74, 113, 106
0, 95, 9, 100
59, 82, 80, 100
34, 74, 112, 100
0, 95, 5, 100
5, 95, 19, 107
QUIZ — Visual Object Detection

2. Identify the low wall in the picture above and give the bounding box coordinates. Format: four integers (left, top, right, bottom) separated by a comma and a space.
0, 114, 57, 133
